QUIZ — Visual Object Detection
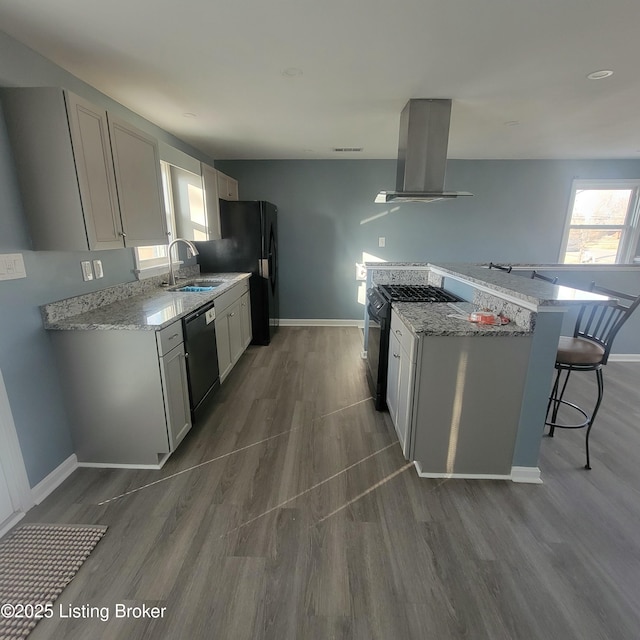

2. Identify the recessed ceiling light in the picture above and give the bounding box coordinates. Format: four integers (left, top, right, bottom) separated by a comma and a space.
182, 112, 197, 118
587, 70, 614, 80
282, 67, 303, 77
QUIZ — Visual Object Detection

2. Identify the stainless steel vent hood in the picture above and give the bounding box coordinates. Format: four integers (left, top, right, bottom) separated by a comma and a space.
375, 99, 472, 203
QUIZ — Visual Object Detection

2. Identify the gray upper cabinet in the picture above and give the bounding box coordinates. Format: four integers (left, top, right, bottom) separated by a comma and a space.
217, 170, 238, 201
201, 162, 221, 240
65, 92, 124, 250
1, 87, 167, 251
108, 115, 168, 247
199, 164, 239, 240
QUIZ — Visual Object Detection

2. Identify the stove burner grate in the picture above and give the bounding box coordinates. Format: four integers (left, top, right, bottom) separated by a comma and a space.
378, 284, 461, 303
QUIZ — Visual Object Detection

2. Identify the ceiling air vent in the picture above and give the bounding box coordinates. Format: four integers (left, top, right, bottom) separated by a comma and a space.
333, 147, 363, 152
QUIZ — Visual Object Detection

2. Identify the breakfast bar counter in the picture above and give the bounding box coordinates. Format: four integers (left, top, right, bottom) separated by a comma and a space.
365, 261, 616, 483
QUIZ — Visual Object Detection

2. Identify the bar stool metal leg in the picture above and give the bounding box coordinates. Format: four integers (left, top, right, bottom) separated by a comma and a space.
547, 369, 574, 437
545, 365, 604, 470
584, 368, 605, 470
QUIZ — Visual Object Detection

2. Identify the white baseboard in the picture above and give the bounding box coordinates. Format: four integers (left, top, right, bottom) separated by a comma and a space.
414, 461, 512, 481
413, 461, 543, 483
77, 453, 169, 471
77, 462, 163, 470
511, 466, 543, 484
0, 511, 26, 539
279, 319, 364, 328
608, 354, 640, 362
31, 454, 78, 505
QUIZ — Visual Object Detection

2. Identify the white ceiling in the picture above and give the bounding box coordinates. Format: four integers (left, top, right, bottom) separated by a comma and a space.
1, 0, 640, 161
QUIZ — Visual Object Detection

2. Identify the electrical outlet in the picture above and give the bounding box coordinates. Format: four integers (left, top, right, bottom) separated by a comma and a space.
378, 237, 386, 248
0, 253, 27, 280
81, 261, 94, 281
93, 259, 104, 278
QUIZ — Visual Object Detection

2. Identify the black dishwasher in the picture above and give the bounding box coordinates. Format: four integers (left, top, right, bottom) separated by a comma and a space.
183, 300, 220, 424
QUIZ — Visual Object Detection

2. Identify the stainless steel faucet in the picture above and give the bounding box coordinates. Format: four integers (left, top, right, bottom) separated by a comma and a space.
167, 238, 199, 286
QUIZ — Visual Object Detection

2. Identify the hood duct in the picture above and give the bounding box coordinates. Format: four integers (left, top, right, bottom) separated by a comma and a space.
375, 98, 472, 203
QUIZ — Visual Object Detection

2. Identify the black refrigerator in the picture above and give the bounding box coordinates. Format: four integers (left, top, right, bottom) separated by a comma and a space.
195, 201, 279, 345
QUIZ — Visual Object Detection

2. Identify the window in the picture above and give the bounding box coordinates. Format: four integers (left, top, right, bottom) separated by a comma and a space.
560, 180, 640, 264
134, 161, 204, 277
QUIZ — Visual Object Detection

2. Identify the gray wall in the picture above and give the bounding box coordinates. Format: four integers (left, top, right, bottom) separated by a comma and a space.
2, 26, 640, 487
0, 31, 214, 487
217, 159, 640, 352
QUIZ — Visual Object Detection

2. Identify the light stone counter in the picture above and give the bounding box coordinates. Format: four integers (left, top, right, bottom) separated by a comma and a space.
392, 302, 532, 337
42, 272, 250, 331
429, 263, 614, 309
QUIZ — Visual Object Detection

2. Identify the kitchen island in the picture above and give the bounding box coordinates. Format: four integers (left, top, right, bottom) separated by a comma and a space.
366, 261, 614, 482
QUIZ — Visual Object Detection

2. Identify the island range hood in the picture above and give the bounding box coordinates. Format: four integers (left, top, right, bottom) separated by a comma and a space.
375, 98, 472, 204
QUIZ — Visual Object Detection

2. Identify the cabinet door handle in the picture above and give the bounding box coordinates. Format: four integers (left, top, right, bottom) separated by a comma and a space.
393, 353, 400, 358
229, 312, 235, 317
395, 329, 402, 336
169, 333, 179, 340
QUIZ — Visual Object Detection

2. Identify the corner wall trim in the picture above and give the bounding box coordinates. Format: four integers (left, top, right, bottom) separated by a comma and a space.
31, 454, 78, 505
279, 319, 364, 328
511, 466, 543, 484
608, 354, 640, 362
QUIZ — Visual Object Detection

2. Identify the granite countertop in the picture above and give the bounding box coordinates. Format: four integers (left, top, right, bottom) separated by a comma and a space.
428, 263, 614, 309
393, 302, 533, 337
44, 273, 250, 331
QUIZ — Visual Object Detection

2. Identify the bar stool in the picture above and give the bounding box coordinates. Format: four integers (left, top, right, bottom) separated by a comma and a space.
489, 262, 512, 273
531, 270, 558, 284
546, 284, 640, 469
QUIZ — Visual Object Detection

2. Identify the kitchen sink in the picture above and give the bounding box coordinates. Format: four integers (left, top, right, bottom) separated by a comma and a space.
167, 280, 224, 292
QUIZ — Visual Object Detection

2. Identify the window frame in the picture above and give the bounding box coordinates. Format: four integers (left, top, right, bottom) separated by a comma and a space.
559, 179, 640, 265
133, 161, 178, 279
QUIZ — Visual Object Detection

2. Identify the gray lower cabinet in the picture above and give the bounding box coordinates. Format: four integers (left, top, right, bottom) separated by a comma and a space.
214, 280, 252, 382
387, 310, 418, 459
157, 332, 192, 451
411, 334, 532, 476
387, 308, 533, 476
1, 87, 167, 251
215, 313, 233, 382
51, 320, 191, 467
240, 291, 252, 350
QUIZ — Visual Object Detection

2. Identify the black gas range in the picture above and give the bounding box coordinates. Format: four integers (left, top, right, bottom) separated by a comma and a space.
366, 284, 461, 410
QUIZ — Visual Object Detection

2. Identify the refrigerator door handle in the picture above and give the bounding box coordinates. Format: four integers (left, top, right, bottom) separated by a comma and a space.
259, 258, 269, 278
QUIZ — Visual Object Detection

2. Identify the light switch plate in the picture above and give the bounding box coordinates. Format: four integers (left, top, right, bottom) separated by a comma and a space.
378, 237, 386, 247
0, 253, 27, 281
93, 259, 104, 278
81, 261, 94, 281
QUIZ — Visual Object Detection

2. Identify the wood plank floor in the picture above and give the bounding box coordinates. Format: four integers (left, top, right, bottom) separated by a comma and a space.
13, 327, 640, 639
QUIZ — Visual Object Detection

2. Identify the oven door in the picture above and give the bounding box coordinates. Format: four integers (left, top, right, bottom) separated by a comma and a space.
366, 302, 389, 411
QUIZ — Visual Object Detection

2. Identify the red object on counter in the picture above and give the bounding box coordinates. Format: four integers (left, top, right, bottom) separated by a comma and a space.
468, 311, 510, 325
